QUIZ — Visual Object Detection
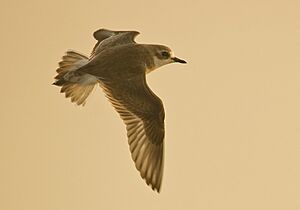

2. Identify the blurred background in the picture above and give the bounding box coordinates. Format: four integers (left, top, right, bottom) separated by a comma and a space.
1, 0, 300, 209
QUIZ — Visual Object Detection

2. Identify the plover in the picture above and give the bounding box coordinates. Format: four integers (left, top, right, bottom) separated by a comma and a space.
53, 29, 186, 192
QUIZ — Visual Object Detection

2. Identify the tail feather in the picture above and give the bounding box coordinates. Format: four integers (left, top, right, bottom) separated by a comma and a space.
53, 50, 97, 106
57, 51, 88, 73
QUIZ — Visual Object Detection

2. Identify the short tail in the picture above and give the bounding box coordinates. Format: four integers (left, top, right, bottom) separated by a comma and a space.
53, 50, 98, 106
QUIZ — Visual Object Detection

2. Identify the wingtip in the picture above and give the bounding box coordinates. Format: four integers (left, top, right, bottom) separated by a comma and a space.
154, 186, 161, 193
93, 28, 140, 41
153, 181, 162, 193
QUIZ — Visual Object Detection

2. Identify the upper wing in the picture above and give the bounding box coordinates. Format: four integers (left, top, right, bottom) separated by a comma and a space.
91, 29, 140, 58
99, 74, 165, 192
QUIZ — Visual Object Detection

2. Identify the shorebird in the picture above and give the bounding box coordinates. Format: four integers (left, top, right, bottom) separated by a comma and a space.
53, 29, 186, 192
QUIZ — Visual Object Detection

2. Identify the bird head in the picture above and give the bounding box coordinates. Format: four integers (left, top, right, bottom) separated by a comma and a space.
149, 45, 187, 70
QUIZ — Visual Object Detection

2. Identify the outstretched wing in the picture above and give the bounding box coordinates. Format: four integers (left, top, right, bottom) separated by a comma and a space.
100, 73, 165, 192
91, 29, 140, 58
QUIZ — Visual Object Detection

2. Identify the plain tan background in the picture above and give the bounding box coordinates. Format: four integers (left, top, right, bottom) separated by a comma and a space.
1, 0, 300, 209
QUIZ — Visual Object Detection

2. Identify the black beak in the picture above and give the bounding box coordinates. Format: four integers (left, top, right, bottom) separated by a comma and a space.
172, 57, 187, 64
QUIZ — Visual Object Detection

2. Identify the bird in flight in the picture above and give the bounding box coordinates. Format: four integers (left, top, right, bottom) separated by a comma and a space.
53, 29, 187, 192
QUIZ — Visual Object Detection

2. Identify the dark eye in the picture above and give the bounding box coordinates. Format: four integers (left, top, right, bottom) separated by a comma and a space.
161, 51, 170, 59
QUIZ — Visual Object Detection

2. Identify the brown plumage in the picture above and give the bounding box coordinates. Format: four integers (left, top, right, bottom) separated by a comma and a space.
53, 29, 186, 192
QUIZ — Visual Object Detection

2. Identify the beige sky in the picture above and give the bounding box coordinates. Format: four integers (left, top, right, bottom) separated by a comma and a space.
1, 0, 300, 209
